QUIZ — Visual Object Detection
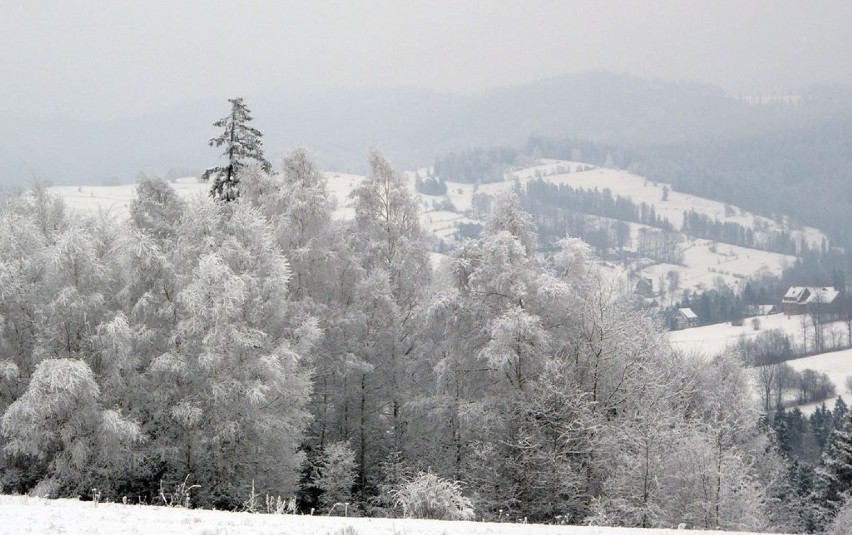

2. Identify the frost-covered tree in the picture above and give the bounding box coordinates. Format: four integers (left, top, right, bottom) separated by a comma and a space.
415, 194, 596, 520
202, 97, 271, 202
129, 175, 186, 240
146, 202, 312, 508
392, 472, 474, 520
242, 147, 340, 302
313, 441, 357, 512
827, 498, 852, 535
347, 150, 431, 487
2, 358, 141, 496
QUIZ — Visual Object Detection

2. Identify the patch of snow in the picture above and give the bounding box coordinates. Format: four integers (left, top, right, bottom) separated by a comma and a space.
0, 495, 794, 535
783, 348, 852, 412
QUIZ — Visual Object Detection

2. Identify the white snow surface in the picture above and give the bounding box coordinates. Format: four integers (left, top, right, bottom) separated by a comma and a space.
669, 315, 852, 413
668, 313, 810, 356
46, 177, 208, 218
784, 348, 852, 412
0, 495, 792, 535
668, 313, 850, 358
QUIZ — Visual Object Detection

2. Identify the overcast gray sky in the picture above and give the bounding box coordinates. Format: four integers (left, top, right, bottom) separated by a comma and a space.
3, 0, 852, 120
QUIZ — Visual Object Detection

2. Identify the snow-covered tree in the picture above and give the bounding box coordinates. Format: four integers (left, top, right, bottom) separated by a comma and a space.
313, 440, 357, 512
242, 147, 340, 302
2, 358, 141, 496
392, 472, 474, 520
129, 175, 186, 240
202, 97, 271, 202
146, 202, 312, 507
347, 150, 431, 487
812, 409, 852, 530
415, 194, 593, 520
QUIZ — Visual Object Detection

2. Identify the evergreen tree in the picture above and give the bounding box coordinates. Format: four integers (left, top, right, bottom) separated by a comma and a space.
812, 411, 852, 530
834, 397, 849, 430
201, 97, 271, 202
313, 441, 357, 511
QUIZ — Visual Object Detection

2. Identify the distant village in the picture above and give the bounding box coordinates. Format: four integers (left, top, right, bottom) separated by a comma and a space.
635, 277, 847, 332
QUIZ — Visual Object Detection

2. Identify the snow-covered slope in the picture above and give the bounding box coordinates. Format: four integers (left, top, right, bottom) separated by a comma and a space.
511, 160, 827, 250
47, 159, 822, 296
666, 312, 841, 356
784, 348, 852, 411
0, 495, 794, 535
669, 314, 852, 413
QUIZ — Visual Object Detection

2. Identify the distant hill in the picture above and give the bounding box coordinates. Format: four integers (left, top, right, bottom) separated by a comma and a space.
7, 73, 852, 252
7, 72, 849, 186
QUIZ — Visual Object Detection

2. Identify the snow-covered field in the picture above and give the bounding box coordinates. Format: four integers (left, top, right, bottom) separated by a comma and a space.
669, 313, 851, 358
667, 312, 822, 356
785, 348, 852, 410
46, 177, 208, 218
669, 314, 852, 412
634, 234, 794, 294
0, 495, 791, 535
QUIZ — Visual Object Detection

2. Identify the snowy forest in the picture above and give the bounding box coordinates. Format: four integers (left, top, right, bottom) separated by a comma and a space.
3, 97, 852, 534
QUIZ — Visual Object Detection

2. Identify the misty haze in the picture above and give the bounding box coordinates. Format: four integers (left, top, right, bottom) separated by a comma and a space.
2, 2, 852, 534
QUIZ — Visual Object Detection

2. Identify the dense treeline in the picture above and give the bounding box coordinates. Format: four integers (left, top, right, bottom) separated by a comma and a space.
433, 147, 522, 184
0, 98, 839, 531
0, 150, 801, 531
519, 181, 681, 263
524, 180, 673, 231
631, 117, 852, 251
764, 399, 852, 532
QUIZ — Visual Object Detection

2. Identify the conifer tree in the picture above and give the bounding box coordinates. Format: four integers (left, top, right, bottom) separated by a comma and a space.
202, 97, 271, 202
812, 411, 852, 530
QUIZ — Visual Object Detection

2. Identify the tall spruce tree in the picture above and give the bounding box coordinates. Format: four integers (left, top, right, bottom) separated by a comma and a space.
202, 97, 271, 202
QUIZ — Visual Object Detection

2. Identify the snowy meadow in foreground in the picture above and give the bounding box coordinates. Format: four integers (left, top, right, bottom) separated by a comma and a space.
0, 495, 795, 535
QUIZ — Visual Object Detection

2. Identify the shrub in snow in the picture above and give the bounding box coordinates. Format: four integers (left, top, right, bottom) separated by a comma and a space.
392, 472, 474, 521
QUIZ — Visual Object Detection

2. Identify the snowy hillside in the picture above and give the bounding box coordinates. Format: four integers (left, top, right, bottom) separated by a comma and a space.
784, 348, 852, 411
667, 313, 849, 356
669, 314, 852, 413
0, 495, 794, 535
511, 160, 827, 250
47, 159, 819, 296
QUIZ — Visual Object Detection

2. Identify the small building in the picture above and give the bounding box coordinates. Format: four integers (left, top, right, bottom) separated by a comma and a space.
782, 286, 839, 316
635, 277, 658, 299
747, 304, 779, 317
674, 307, 699, 330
